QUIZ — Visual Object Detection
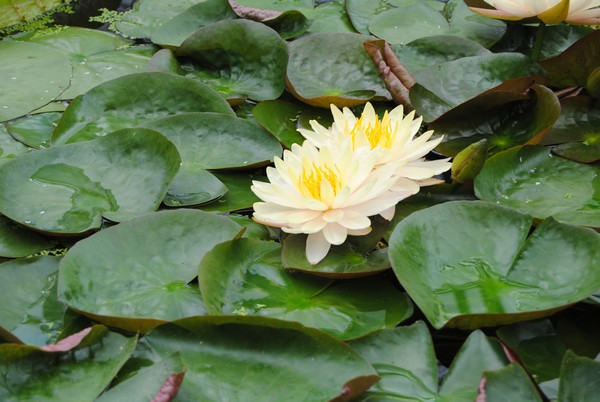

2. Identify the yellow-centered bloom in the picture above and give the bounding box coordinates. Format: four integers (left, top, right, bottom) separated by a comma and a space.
466, 0, 600, 25
299, 102, 451, 198
251, 140, 417, 264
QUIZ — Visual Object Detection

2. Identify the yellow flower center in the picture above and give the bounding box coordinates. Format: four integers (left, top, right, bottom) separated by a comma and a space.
350, 111, 395, 149
298, 161, 341, 200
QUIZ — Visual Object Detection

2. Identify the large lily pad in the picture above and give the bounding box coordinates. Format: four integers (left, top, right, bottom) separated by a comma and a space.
199, 238, 412, 339
145, 112, 280, 206
0, 325, 136, 402
176, 19, 288, 102
410, 53, 546, 122
349, 322, 540, 401
389, 201, 600, 329
0, 128, 181, 234
0, 256, 67, 345
51, 72, 234, 145
475, 146, 600, 227
286, 32, 391, 107
131, 315, 379, 401
369, 0, 505, 47
557, 350, 600, 401
57, 209, 241, 333
0, 40, 71, 122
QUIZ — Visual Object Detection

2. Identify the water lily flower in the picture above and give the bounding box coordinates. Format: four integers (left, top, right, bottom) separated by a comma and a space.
466, 0, 600, 25
251, 140, 417, 264
299, 102, 451, 190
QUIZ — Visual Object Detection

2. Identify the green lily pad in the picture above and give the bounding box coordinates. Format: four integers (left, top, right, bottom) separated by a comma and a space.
57, 209, 241, 333
14, 27, 156, 100
230, 0, 313, 11
540, 30, 600, 88
474, 146, 600, 227
131, 315, 379, 401
0, 123, 31, 164
345, 0, 444, 35
0, 325, 136, 402
304, 2, 355, 34
480, 363, 542, 401
252, 98, 333, 148
5, 111, 62, 149
0, 40, 71, 122
369, 0, 505, 47
286, 32, 391, 107
0, 216, 53, 258
115, 0, 206, 39
410, 53, 546, 122
281, 233, 392, 279
145, 112, 281, 206
390, 35, 490, 74
389, 201, 600, 329
150, 0, 237, 48
176, 19, 288, 102
96, 353, 185, 402
432, 84, 560, 156
0, 128, 181, 234
540, 96, 600, 163
497, 319, 567, 383
349, 322, 539, 401
51, 72, 234, 145
557, 351, 600, 402
198, 171, 266, 212
0, 256, 67, 345
0, 0, 68, 30
200, 238, 412, 339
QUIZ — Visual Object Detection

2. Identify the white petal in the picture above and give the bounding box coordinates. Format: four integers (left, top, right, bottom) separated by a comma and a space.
323, 209, 344, 222
323, 223, 348, 245
337, 209, 371, 230
348, 227, 372, 236
380, 205, 396, 220
306, 231, 331, 265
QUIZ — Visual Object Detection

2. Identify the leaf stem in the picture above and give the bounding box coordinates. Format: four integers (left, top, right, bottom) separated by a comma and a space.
532, 22, 547, 61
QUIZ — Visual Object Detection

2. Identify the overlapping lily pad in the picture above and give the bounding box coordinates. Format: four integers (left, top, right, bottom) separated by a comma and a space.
539, 96, 600, 163
368, 0, 505, 47
0, 216, 53, 258
0, 40, 71, 122
475, 146, 600, 227
0, 128, 181, 234
51, 72, 234, 145
150, 0, 237, 48
131, 315, 379, 401
349, 322, 540, 401
432, 83, 560, 156
14, 27, 156, 100
200, 238, 412, 339
5, 111, 62, 149
57, 209, 241, 333
389, 201, 600, 329
176, 19, 288, 102
0, 123, 31, 164
286, 32, 391, 107
0, 256, 67, 345
115, 0, 206, 39
0, 325, 136, 402
145, 112, 282, 206
410, 53, 547, 122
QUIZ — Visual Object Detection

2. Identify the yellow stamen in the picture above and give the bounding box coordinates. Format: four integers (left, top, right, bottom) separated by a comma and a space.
350, 111, 395, 149
298, 160, 341, 200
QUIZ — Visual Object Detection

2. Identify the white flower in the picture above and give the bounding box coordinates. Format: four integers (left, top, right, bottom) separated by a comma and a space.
251, 140, 417, 264
467, 0, 600, 25
299, 103, 451, 217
